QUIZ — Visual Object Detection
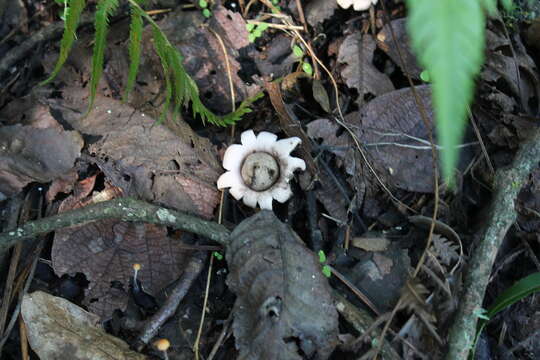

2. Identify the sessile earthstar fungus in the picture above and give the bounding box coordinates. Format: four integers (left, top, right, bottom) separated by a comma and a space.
337, 0, 378, 11
217, 130, 306, 210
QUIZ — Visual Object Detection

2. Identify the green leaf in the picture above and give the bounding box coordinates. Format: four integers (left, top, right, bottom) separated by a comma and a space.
322, 265, 332, 278
318, 250, 327, 263
123, 1, 144, 102
150, 25, 173, 123
213, 251, 223, 260
479, 0, 497, 14
257, 22, 269, 32
485, 272, 540, 318
88, 0, 119, 113
246, 23, 255, 32
302, 61, 313, 75
40, 0, 87, 85
292, 45, 304, 58
472, 272, 540, 358
420, 70, 430, 82
248, 33, 256, 43
500, 0, 514, 11
202, 8, 211, 18
406, 0, 485, 185
199, 0, 208, 8
252, 28, 263, 38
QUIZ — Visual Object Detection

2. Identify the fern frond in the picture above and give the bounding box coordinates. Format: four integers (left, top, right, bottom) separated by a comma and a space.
126, 0, 261, 126
88, 0, 119, 112
123, 0, 144, 102
40, 0, 87, 85
151, 25, 173, 124
406, 0, 485, 183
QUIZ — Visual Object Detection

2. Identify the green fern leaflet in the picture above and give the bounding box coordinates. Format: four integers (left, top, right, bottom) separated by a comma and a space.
406, 0, 486, 184
40, 0, 87, 85
42, 0, 261, 126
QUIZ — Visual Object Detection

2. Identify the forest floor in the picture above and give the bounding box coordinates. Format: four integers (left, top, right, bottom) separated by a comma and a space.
0, 0, 539, 359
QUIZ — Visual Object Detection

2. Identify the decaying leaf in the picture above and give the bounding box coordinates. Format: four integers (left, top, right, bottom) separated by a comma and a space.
351, 233, 391, 252
52, 181, 189, 319
482, 25, 540, 115
226, 211, 338, 360
430, 234, 460, 268
0, 122, 83, 200
376, 18, 423, 79
305, 0, 339, 27
45, 88, 221, 219
143, 6, 261, 113
346, 243, 411, 312
399, 279, 441, 345
337, 33, 394, 104
22, 291, 146, 360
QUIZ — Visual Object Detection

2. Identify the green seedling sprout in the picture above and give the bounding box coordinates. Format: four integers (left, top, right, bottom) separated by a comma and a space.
318, 251, 331, 278
302, 61, 313, 76
247, 22, 270, 43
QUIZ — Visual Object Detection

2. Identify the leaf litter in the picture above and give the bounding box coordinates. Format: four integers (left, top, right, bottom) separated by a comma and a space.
51, 176, 191, 320
1, 1, 540, 359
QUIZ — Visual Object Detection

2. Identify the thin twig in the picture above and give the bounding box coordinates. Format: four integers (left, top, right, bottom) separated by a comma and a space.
136, 251, 207, 349
0, 197, 231, 252
193, 254, 214, 360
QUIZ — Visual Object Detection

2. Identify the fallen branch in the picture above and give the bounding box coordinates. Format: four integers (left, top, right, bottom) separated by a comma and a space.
446, 127, 540, 359
0, 197, 230, 253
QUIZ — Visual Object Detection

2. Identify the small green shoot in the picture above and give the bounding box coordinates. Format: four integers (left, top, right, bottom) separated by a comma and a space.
292, 45, 304, 58
202, 8, 211, 18
302, 61, 313, 76
246, 22, 270, 43
212, 251, 223, 260
322, 265, 332, 278
318, 251, 331, 278
318, 250, 327, 263
198, 0, 208, 7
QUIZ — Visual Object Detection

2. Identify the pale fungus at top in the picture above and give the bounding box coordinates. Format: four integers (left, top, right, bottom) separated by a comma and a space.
217, 130, 306, 210
337, 0, 378, 11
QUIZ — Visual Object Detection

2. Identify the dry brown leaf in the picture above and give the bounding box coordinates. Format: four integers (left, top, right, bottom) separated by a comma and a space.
430, 234, 460, 268
347, 244, 411, 312
52, 182, 189, 319
351, 234, 390, 252
45, 89, 221, 219
0, 124, 83, 199
305, 0, 339, 27
227, 211, 339, 360
22, 291, 146, 360
337, 33, 394, 104
141, 6, 261, 113
376, 18, 423, 79
482, 26, 540, 115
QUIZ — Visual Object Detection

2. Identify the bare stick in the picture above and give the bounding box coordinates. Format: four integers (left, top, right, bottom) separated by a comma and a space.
446, 127, 540, 359
136, 251, 207, 349
0, 197, 230, 253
